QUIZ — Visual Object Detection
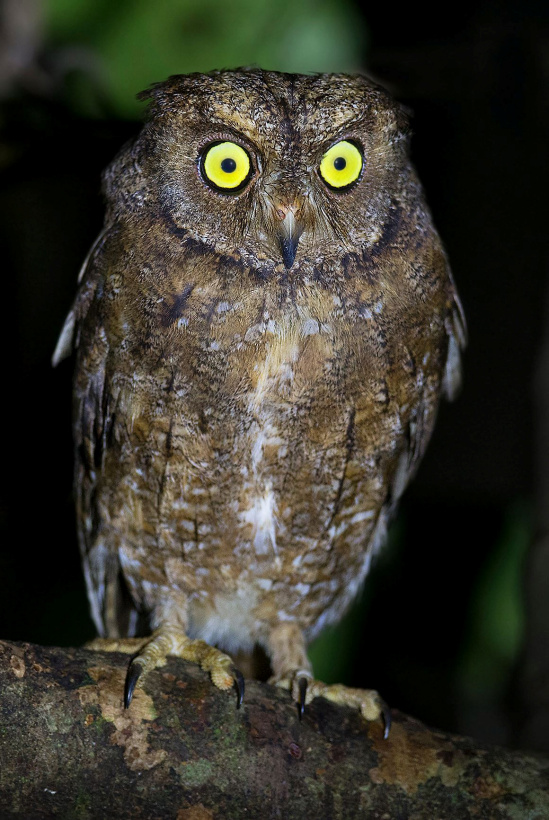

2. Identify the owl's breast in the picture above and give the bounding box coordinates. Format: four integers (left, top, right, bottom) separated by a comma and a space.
102, 254, 449, 634
161, 295, 413, 560
229, 311, 344, 551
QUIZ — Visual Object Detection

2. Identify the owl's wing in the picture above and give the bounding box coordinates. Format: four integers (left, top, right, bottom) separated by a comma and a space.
54, 229, 138, 638
52, 230, 109, 367
442, 277, 467, 402
390, 279, 466, 511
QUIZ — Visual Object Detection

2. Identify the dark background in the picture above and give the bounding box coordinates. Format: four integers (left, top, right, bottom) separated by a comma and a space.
1, 0, 547, 746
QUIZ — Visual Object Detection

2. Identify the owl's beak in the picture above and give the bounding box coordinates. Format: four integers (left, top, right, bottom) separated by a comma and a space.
276, 205, 304, 269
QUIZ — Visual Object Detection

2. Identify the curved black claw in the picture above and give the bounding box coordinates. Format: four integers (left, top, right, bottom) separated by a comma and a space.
233, 667, 245, 709
297, 676, 308, 720
124, 660, 143, 709
381, 700, 392, 740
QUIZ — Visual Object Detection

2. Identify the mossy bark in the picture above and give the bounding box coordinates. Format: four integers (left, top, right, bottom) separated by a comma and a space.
0, 640, 548, 819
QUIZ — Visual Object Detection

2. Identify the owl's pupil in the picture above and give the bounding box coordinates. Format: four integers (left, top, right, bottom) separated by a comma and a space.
221, 158, 237, 173
333, 157, 346, 171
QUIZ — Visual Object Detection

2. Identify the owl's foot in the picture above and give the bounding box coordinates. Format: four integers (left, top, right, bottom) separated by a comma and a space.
266, 623, 389, 737
124, 626, 245, 709
271, 672, 391, 738
85, 637, 147, 653
85, 630, 244, 709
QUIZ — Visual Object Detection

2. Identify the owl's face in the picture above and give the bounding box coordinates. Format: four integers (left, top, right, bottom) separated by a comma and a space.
129, 70, 410, 276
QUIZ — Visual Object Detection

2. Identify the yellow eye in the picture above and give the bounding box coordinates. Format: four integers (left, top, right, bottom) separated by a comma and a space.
202, 141, 251, 191
319, 140, 363, 190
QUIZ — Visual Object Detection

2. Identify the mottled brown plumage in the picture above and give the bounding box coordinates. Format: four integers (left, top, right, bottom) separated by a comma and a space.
55, 69, 465, 728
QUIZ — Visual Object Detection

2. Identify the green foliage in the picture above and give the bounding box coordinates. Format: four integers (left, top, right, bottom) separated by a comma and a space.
45, 0, 366, 118
458, 501, 529, 701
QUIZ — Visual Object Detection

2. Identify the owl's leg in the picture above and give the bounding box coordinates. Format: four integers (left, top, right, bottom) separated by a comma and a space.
266, 623, 390, 738
86, 630, 244, 709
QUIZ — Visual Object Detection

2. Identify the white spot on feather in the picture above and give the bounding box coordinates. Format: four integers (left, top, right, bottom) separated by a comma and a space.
251, 429, 266, 470
242, 486, 278, 556
301, 318, 320, 336
350, 510, 375, 525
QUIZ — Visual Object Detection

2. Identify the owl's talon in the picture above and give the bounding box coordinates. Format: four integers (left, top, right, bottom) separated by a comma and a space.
233, 667, 245, 709
297, 676, 308, 719
124, 660, 143, 709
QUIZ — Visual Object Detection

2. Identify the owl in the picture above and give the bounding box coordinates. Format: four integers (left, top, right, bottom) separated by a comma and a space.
54, 69, 465, 736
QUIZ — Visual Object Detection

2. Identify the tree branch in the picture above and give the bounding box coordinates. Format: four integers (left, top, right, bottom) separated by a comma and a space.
1, 640, 548, 818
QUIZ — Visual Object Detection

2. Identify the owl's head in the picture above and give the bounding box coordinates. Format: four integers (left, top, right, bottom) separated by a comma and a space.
106, 70, 412, 276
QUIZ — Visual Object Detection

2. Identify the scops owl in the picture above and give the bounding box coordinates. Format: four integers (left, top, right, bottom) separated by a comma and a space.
54, 69, 465, 735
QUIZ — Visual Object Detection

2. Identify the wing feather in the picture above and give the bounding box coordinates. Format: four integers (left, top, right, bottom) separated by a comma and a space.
390, 280, 466, 510
54, 228, 138, 638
